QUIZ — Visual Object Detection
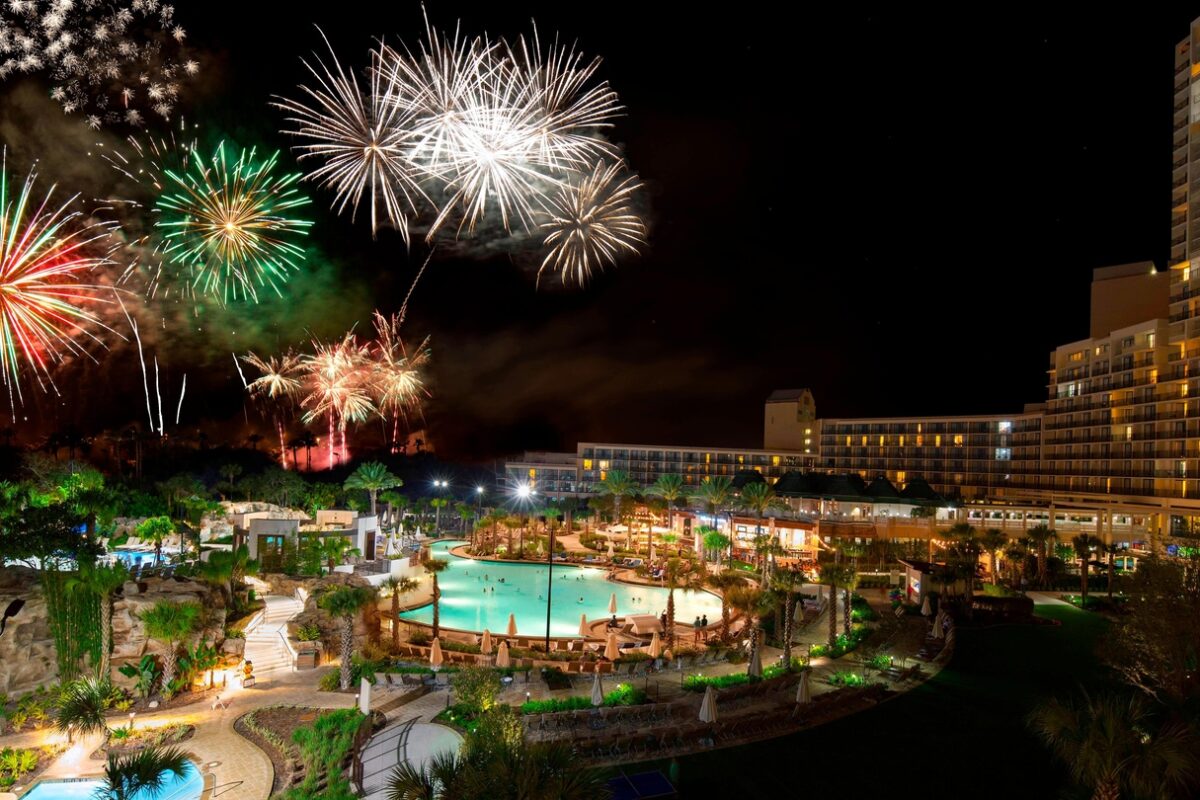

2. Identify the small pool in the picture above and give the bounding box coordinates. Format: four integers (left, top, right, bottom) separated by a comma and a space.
21, 760, 203, 800
399, 540, 725, 637
108, 547, 179, 568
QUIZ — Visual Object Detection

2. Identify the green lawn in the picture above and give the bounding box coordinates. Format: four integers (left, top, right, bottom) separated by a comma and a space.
641, 605, 1111, 799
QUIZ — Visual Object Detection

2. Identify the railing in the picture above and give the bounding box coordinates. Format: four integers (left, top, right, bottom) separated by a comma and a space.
242, 608, 266, 636
276, 628, 298, 671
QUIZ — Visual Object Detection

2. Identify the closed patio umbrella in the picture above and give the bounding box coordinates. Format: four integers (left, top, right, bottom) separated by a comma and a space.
591, 673, 605, 707
507, 613, 518, 637
607, 540, 615, 559
920, 595, 931, 616
480, 629, 493, 655
609, 593, 618, 614
933, 618, 944, 639
647, 631, 662, 659
429, 638, 444, 669
604, 631, 620, 660
796, 670, 811, 704
698, 684, 718, 723
578, 614, 589, 638
747, 638, 762, 678
496, 641, 511, 668
649, 541, 656, 561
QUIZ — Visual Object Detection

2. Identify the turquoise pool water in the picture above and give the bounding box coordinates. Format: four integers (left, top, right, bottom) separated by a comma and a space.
21, 761, 202, 800
399, 540, 725, 637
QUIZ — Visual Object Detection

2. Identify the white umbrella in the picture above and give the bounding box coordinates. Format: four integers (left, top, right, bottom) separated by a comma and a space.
578, 614, 589, 638
429, 638, 444, 669
480, 629, 493, 655
649, 541, 656, 561
933, 618, 944, 639
496, 641, 511, 668
604, 631, 620, 661
590, 673, 604, 707
647, 631, 662, 659
607, 540, 615, 559
609, 593, 618, 614
796, 670, 811, 704
507, 613, 518, 637
747, 639, 762, 678
920, 595, 931, 616
698, 684, 718, 723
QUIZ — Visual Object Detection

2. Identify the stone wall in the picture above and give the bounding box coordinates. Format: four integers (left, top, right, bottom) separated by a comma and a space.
0, 567, 229, 696
0, 566, 57, 697
261, 572, 381, 652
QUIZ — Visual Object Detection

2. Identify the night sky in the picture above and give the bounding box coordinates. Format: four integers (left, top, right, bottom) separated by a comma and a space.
5, 7, 1198, 461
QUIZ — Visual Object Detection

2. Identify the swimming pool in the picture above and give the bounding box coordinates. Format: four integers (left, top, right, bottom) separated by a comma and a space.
108, 547, 180, 568
21, 760, 203, 800
398, 540, 725, 637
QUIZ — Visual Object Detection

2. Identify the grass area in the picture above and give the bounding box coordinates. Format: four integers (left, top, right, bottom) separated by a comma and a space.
638, 604, 1111, 800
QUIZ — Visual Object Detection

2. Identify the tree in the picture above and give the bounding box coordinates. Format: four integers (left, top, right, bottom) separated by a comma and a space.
344, 462, 402, 517
451, 665, 503, 714
726, 584, 767, 672
218, 464, 242, 500
138, 601, 201, 695
820, 562, 855, 648
99, 746, 190, 800
135, 516, 175, 566
422, 558, 450, 640
381, 490, 407, 530
663, 557, 699, 650
1026, 524, 1056, 587
292, 431, 318, 472
596, 470, 638, 550
700, 527, 730, 570
1029, 690, 1198, 800
704, 571, 746, 642
772, 566, 805, 668
1103, 542, 1120, 600
54, 676, 113, 743
196, 544, 259, 613
692, 476, 735, 568
319, 585, 376, 691
648, 473, 685, 538
979, 529, 1008, 584
430, 497, 448, 533
738, 482, 784, 577
1103, 556, 1200, 705
383, 576, 419, 651
65, 561, 129, 679
1073, 534, 1101, 605
319, 536, 360, 573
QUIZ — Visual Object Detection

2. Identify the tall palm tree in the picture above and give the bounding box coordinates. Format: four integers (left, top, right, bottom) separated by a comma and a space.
293, 431, 318, 471
319, 536, 360, 573
382, 576, 419, 650
65, 562, 129, 679
54, 676, 112, 743
820, 562, 853, 648
704, 571, 746, 642
692, 476, 735, 568
218, 464, 242, 500
726, 585, 766, 669
422, 558, 450, 640
138, 601, 201, 694
978, 529, 1007, 584
1103, 542, 1120, 600
738, 482, 783, 575
699, 527, 729, 570
430, 497, 448, 534
1072, 534, 1101, 606
318, 585, 376, 690
596, 470, 638, 550
648, 474, 685, 545
772, 567, 804, 668
663, 557, 699, 650
1029, 690, 1199, 800
344, 462, 402, 517
98, 746, 190, 800
135, 515, 176, 567
1026, 524, 1055, 588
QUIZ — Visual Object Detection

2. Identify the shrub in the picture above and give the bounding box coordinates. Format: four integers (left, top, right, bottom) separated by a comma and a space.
451, 666, 502, 714
681, 661, 804, 692
863, 653, 892, 671
408, 629, 431, 646
296, 624, 322, 642
809, 625, 873, 659
224, 627, 245, 640
519, 683, 647, 714
283, 709, 366, 800
982, 583, 1016, 597
827, 670, 865, 687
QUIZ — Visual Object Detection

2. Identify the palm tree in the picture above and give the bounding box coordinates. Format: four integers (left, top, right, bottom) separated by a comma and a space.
422, 558, 450, 640
319, 536, 360, 573
596, 470, 638, 549
663, 557, 699, 650
318, 585, 376, 690
692, 476, 735, 568
1072, 534, 1101, 606
1005, 539, 1029, 587
218, 464, 242, 500
820, 562, 854, 648
293, 431, 318, 471
247, 433, 263, 451
65, 562, 129, 678
1029, 690, 1199, 800
772, 567, 804, 668
704, 571, 746, 642
135, 515, 175, 566
430, 497, 448, 534
1103, 542, 1120, 600
726, 585, 766, 669
138, 601, 201, 694
700, 527, 729, 570
98, 746, 190, 800
977, 528, 1007, 584
382, 576, 419, 651
344, 462, 402, 517
738, 481, 784, 576
648, 473, 685, 544
1026, 524, 1055, 587
197, 544, 259, 613
54, 676, 112, 743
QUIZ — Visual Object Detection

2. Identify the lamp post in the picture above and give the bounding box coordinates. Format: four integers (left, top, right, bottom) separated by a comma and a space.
432, 480, 449, 532
545, 503, 555, 653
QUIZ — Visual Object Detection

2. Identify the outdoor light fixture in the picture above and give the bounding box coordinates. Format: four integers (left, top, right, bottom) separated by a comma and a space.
476, 486, 484, 494
516, 484, 531, 499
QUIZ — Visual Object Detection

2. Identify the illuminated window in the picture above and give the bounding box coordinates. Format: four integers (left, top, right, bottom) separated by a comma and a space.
599, 470, 607, 481
953, 434, 963, 446
995, 448, 1011, 461
917, 423, 922, 434
599, 460, 609, 470
935, 435, 942, 447
895, 471, 906, 482
771, 455, 780, 466
804, 428, 811, 435
528, 468, 536, 479
899, 435, 905, 446
1125, 426, 1132, 441
998, 421, 1011, 433
705, 453, 711, 464
1148, 333, 1156, 348
845, 435, 851, 447
878, 435, 884, 446
583, 459, 593, 470
1069, 351, 1083, 362
916, 435, 924, 447
804, 438, 811, 446
1186, 266, 1192, 281
861, 436, 867, 446
737, 455, 744, 464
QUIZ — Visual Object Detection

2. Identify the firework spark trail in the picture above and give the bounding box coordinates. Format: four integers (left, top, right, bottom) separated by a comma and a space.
156, 142, 314, 303
277, 13, 644, 286
0, 152, 116, 413
0, 0, 197, 125
232, 352, 248, 388
116, 293, 153, 431
153, 355, 163, 435
175, 373, 186, 425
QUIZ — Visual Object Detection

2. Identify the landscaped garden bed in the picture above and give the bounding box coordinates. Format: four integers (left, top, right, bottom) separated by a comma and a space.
91, 722, 195, 759
681, 662, 804, 691
0, 744, 67, 791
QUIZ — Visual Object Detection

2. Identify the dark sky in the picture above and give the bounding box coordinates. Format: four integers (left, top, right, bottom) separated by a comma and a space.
9, 7, 1199, 460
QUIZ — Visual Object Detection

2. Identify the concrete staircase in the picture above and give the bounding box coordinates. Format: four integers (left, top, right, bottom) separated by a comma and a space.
242, 595, 304, 680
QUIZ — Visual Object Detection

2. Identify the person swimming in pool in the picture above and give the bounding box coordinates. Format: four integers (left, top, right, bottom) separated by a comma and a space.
578, 596, 584, 603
